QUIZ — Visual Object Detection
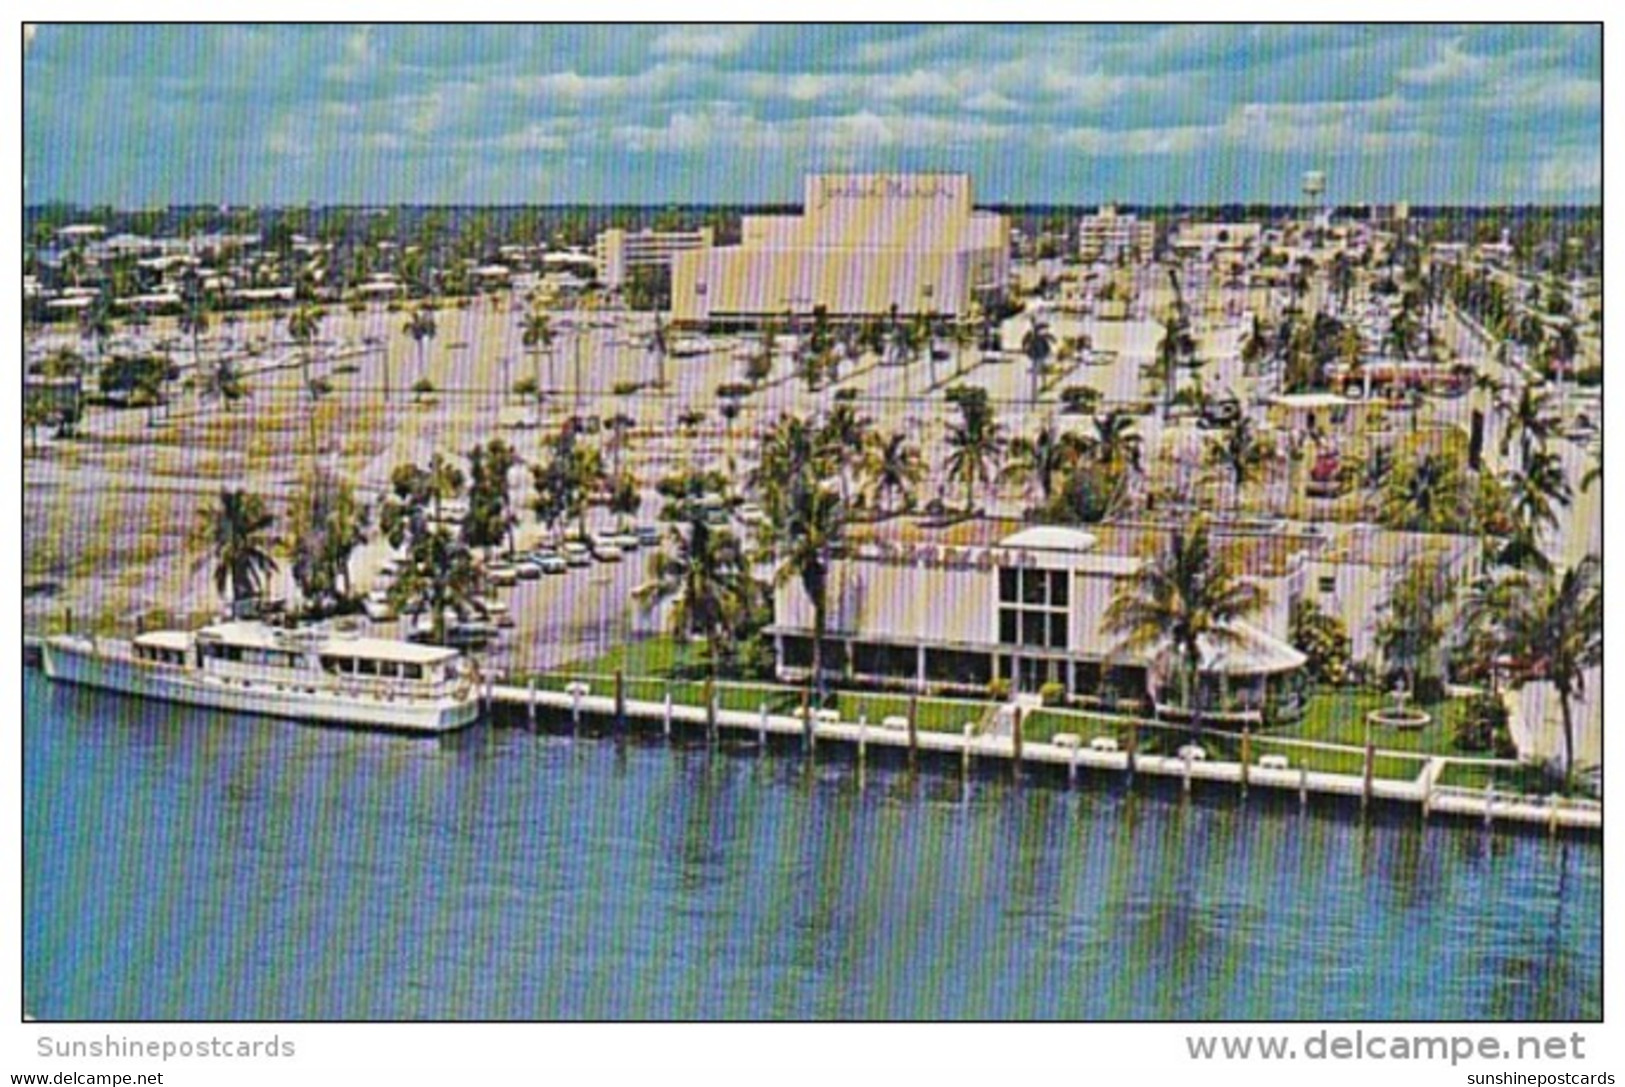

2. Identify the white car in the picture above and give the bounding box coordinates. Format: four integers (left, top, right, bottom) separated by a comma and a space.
562, 543, 591, 567
592, 541, 622, 563
736, 503, 766, 526
362, 590, 395, 622
484, 562, 518, 587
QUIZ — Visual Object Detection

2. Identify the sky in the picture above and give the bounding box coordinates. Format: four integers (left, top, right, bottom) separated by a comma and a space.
22, 24, 1601, 207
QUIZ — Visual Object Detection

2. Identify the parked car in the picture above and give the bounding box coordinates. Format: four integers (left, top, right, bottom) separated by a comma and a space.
634, 524, 662, 547
484, 562, 519, 587
562, 542, 591, 567
591, 540, 623, 563
736, 502, 766, 526
539, 554, 568, 575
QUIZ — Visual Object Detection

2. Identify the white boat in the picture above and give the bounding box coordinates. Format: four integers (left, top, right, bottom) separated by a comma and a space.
42, 620, 483, 734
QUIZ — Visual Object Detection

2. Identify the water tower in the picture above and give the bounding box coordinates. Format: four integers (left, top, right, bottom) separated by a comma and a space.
1302, 170, 1327, 230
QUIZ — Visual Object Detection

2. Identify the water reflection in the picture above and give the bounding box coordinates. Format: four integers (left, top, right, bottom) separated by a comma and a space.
24, 674, 1601, 1021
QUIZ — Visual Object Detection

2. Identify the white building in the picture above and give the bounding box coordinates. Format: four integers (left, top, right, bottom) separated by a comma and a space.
1078, 204, 1155, 264
770, 523, 1308, 720
1170, 222, 1264, 259
670, 173, 1009, 327
596, 227, 714, 291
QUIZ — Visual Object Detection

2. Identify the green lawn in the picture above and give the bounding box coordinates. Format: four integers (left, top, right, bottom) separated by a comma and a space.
1274, 689, 1472, 757
1436, 761, 1562, 795
522, 651, 1543, 791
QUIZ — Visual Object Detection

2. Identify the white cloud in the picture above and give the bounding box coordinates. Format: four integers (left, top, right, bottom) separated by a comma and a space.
650, 25, 753, 59
1535, 150, 1600, 192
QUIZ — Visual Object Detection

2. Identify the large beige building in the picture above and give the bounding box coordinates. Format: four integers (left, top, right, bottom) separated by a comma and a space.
1078, 204, 1155, 264
596, 227, 713, 291
669, 173, 1009, 326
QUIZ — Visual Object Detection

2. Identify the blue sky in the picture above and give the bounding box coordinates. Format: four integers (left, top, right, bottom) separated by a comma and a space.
23, 24, 1600, 206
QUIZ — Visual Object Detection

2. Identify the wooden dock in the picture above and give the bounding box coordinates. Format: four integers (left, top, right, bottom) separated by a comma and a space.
486, 682, 1601, 836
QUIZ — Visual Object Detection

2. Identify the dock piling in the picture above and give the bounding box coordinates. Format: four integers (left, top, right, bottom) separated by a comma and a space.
614, 669, 625, 728
857, 713, 867, 765
663, 691, 673, 740
1239, 723, 1251, 796
907, 693, 919, 773
1362, 740, 1375, 810
1068, 744, 1078, 787
527, 678, 536, 727
1011, 707, 1023, 782
1299, 766, 1309, 809
962, 724, 973, 782
758, 703, 768, 751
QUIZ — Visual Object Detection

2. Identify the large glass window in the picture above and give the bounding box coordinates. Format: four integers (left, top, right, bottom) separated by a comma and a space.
996, 566, 1071, 650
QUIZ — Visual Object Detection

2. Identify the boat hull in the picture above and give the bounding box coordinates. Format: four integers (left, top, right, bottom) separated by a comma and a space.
42, 637, 481, 734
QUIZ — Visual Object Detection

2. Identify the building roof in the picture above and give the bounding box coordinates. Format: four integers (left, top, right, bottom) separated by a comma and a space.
998, 526, 1097, 552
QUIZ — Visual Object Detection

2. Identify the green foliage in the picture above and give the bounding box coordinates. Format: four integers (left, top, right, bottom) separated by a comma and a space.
1059, 385, 1102, 414
1452, 692, 1517, 757
1290, 598, 1352, 685
1038, 681, 1067, 707
988, 677, 1012, 701
1046, 460, 1121, 524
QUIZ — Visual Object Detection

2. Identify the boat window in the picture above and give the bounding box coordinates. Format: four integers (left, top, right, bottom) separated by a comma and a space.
319, 656, 340, 674
403, 663, 423, 680
358, 658, 379, 677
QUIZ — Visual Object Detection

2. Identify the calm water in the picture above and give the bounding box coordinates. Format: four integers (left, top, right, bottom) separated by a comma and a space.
24, 671, 1600, 1021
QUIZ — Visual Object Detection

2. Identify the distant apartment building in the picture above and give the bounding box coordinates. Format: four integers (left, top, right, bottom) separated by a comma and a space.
1170, 221, 1264, 259
595, 226, 714, 291
1077, 204, 1155, 264
669, 173, 1009, 327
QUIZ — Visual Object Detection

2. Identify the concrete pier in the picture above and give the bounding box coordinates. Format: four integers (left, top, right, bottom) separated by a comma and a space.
485, 684, 1601, 834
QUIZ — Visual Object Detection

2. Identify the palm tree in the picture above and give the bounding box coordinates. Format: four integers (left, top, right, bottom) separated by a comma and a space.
1506, 445, 1573, 540
1002, 421, 1082, 506
24, 395, 52, 455
646, 314, 670, 389
287, 469, 369, 613
1378, 451, 1473, 534
821, 402, 873, 505
944, 392, 1006, 514
1104, 517, 1266, 731
1205, 415, 1273, 509
286, 303, 323, 401
1500, 382, 1560, 470
1154, 310, 1196, 418
862, 430, 924, 516
1021, 319, 1056, 405
636, 515, 750, 671
1496, 556, 1602, 790
403, 307, 437, 391
521, 310, 554, 408
199, 489, 280, 612
773, 476, 846, 711
1081, 410, 1143, 474
1374, 556, 1456, 701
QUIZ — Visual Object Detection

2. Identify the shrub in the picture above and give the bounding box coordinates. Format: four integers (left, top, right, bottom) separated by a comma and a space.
834, 388, 858, 402
715, 381, 752, 401
1453, 692, 1517, 757
987, 677, 1012, 701
1059, 384, 1102, 414
1290, 598, 1352, 685
1575, 365, 1602, 387
612, 380, 642, 396
1038, 681, 1066, 707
